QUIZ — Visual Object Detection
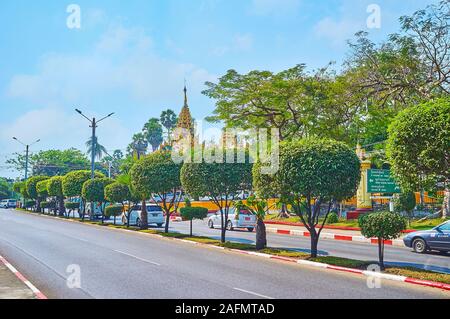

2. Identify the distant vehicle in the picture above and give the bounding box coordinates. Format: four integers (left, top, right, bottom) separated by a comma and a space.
122, 204, 164, 228
85, 202, 106, 220
1, 199, 17, 208
207, 208, 256, 232
403, 220, 450, 254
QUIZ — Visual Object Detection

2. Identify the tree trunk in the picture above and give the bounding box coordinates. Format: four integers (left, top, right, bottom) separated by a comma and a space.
58, 197, 65, 217
442, 185, 449, 219
190, 219, 193, 237
378, 238, 385, 271
220, 211, 226, 243
140, 199, 148, 230
164, 212, 170, 233
310, 228, 319, 258
277, 203, 290, 219
255, 218, 267, 250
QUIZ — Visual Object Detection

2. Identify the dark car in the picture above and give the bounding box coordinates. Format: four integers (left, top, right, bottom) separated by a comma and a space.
403, 220, 450, 254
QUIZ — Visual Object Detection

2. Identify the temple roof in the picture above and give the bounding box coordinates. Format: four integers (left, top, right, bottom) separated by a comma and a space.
177, 85, 193, 130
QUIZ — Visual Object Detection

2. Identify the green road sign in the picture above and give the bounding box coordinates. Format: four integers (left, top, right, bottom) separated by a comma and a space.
367, 169, 401, 193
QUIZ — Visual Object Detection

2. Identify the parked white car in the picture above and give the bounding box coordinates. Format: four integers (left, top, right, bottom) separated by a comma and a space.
122, 204, 165, 227
207, 208, 256, 232
1, 199, 17, 208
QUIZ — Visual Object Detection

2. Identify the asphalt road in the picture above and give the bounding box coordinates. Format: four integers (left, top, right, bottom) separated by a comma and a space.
170, 220, 450, 274
0, 209, 448, 299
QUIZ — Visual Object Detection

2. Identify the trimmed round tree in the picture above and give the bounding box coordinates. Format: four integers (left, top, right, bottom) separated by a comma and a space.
62, 170, 104, 220
81, 178, 113, 223
359, 212, 407, 270
277, 138, 360, 257
130, 151, 182, 231
104, 182, 130, 225
180, 206, 209, 236
47, 176, 65, 216
36, 180, 50, 213
181, 151, 252, 243
26, 176, 49, 212
387, 98, 450, 218
105, 205, 123, 225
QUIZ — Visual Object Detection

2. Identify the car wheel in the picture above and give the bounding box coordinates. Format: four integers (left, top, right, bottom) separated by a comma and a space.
157, 223, 163, 228
136, 218, 141, 228
226, 221, 234, 231
208, 219, 214, 229
247, 228, 254, 232
413, 238, 427, 254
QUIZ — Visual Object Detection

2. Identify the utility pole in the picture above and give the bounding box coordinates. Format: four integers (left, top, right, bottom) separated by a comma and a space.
91, 117, 96, 179
12, 137, 40, 208
13, 137, 40, 180
75, 109, 114, 180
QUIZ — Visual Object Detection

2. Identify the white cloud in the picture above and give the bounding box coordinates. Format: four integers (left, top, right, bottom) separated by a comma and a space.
7, 25, 216, 106
211, 33, 254, 56
314, 17, 361, 48
251, 0, 300, 16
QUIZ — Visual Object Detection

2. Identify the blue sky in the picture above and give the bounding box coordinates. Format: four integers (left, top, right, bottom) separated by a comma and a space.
0, 0, 438, 178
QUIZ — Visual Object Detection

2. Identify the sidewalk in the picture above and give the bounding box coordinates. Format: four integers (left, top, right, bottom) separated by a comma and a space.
0, 255, 46, 299
264, 222, 406, 247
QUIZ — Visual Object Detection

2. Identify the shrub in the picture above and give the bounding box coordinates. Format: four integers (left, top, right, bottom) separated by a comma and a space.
359, 212, 407, 270
24, 200, 36, 209
105, 205, 123, 216
40, 201, 55, 209
104, 182, 130, 204
180, 206, 209, 236
327, 212, 339, 224
65, 202, 80, 210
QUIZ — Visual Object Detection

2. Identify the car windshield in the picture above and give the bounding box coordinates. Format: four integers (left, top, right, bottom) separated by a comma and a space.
437, 222, 450, 231
134, 205, 162, 212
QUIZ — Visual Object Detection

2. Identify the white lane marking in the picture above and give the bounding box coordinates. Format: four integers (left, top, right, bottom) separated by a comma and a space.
233, 287, 274, 299
113, 250, 160, 266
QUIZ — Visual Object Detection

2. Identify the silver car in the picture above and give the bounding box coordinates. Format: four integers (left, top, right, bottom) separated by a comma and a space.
208, 208, 256, 232
122, 204, 165, 228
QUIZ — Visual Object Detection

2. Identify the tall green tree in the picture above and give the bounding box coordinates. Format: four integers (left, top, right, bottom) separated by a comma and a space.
143, 118, 163, 152
130, 151, 183, 232
26, 176, 49, 212
0, 178, 12, 200
47, 176, 66, 216
127, 133, 148, 158
276, 139, 361, 258
7, 149, 89, 177
160, 109, 178, 142
181, 149, 253, 243
387, 98, 450, 218
82, 178, 113, 223
62, 170, 105, 220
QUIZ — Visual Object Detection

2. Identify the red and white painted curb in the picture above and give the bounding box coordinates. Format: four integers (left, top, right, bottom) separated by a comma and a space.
171, 240, 450, 292
0, 255, 47, 299
266, 227, 405, 247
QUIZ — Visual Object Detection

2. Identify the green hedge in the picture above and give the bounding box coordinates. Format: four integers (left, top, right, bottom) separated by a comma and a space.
65, 202, 80, 210
105, 205, 123, 217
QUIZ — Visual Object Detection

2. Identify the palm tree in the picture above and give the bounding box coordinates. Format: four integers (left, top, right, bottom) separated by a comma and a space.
86, 136, 108, 160
160, 109, 178, 142
143, 118, 163, 151
127, 133, 148, 159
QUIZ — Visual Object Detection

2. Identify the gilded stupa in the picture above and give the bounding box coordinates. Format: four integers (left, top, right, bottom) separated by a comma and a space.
172, 85, 195, 149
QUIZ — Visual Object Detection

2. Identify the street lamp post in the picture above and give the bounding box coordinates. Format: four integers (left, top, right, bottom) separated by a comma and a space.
75, 109, 114, 180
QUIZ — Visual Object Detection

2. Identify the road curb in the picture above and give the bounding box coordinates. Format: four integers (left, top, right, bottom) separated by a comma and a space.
12, 209, 450, 293
265, 227, 405, 247
0, 255, 47, 299
195, 244, 450, 292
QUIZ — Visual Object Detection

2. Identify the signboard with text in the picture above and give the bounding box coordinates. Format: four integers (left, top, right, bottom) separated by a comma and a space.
367, 169, 401, 193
